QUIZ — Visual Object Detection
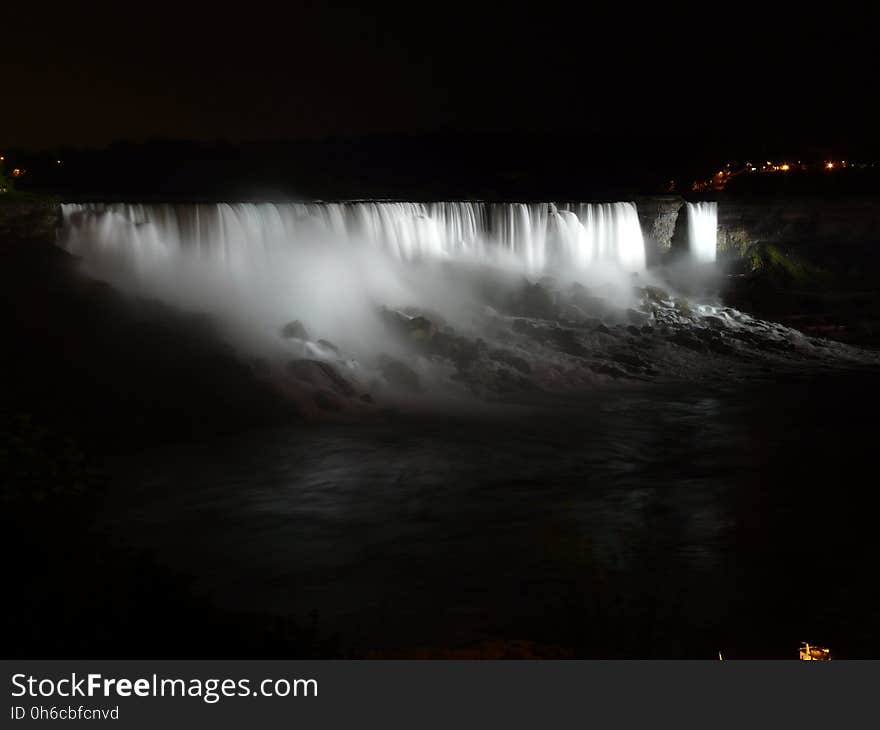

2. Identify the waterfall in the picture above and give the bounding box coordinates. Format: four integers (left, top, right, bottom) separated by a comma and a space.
60, 201, 646, 274
55, 199, 727, 375
686, 201, 718, 263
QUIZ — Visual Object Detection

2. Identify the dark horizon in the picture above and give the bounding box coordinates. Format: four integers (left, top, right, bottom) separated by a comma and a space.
6, 130, 879, 202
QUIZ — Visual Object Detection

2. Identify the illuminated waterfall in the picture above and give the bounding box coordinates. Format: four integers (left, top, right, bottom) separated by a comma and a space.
686, 201, 718, 263
60, 201, 646, 274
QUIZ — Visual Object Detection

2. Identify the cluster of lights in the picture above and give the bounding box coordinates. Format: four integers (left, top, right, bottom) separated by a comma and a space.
751, 160, 799, 172
799, 642, 831, 661
696, 157, 856, 190
0, 154, 61, 184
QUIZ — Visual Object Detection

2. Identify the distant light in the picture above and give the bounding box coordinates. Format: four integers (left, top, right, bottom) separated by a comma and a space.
826, 161, 835, 169
799, 642, 831, 661
780, 164, 790, 171
56, 159, 62, 164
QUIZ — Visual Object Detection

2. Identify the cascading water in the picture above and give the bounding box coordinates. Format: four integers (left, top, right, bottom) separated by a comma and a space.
58, 199, 650, 369
53, 199, 875, 407
56, 199, 654, 403
686, 201, 718, 263
60, 201, 646, 273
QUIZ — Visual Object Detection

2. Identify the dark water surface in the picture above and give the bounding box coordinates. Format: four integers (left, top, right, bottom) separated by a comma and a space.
101, 372, 880, 658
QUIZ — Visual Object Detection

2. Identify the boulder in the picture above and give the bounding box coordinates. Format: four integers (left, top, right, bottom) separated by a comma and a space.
489, 349, 531, 374
431, 332, 487, 370
380, 307, 437, 343
668, 332, 708, 352
639, 285, 671, 304
673, 298, 694, 317
402, 306, 447, 328
511, 281, 557, 319
406, 316, 437, 341
280, 320, 309, 340
626, 308, 652, 326
377, 355, 421, 393
317, 339, 340, 355
287, 359, 356, 397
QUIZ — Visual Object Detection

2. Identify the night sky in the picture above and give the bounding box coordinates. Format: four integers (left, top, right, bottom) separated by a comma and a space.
4, 4, 877, 152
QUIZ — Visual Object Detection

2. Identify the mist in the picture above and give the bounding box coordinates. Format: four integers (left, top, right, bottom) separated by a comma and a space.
58, 200, 722, 408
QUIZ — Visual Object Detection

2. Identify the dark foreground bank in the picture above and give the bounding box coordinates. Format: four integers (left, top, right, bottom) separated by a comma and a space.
1, 230, 321, 657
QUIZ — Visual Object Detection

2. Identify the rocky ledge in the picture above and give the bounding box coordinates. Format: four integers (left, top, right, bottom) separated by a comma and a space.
261, 275, 879, 416
0, 198, 63, 243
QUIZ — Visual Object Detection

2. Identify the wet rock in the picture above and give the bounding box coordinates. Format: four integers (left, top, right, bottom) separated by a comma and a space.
590, 363, 629, 378
639, 285, 671, 304
552, 329, 590, 357
673, 298, 694, 317
313, 391, 343, 412
641, 325, 655, 335
360, 393, 375, 404
559, 303, 594, 324
402, 306, 447, 328
569, 283, 610, 316
288, 359, 356, 397
489, 349, 531, 374
381, 307, 437, 343
626, 325, 641, 336
377, 355, 421, 393
431, 331, 487, 370
317, 338, 340, 355
406, 316, 437, 341
706, 338, 738, 356
668, 332, 708, 352
611, 351, 646, 369
512, 281, 557, 319
701, 315, 727, 329
512, 318, 532, 334
281, 320, 309, 340
757, 337, 795, 352
511, 319, 559, 346
626, 308, 652, 326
